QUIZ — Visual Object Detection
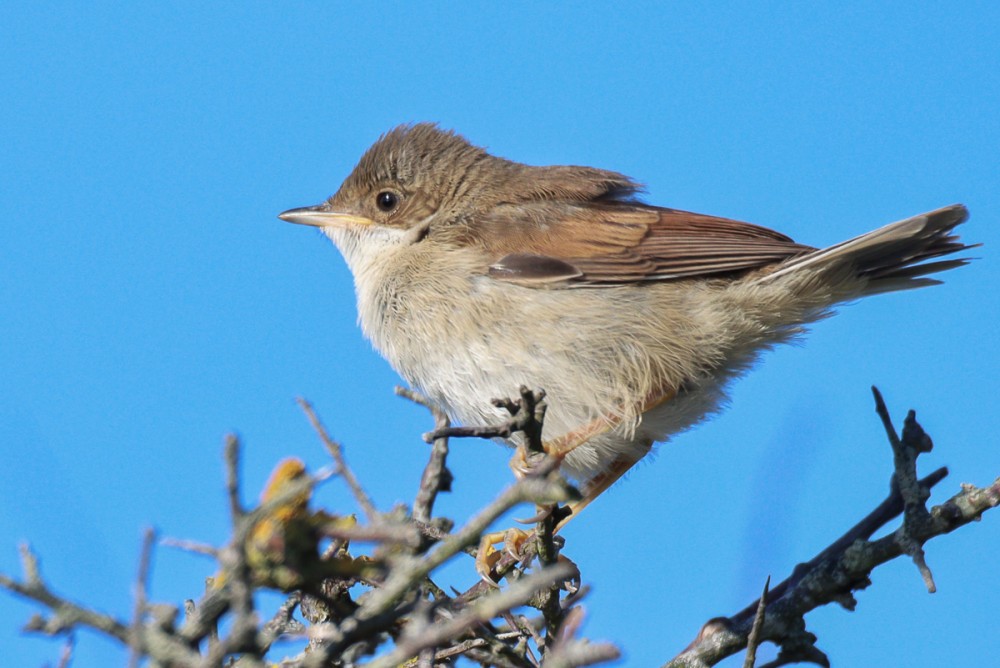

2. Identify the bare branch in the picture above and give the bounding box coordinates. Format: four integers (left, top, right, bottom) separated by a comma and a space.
225, 434, 245, 522
742, 577, 769, 668
396, 386, 452, 524
364, 563, 575, 668
298, 396, 379, 522
667, 388, 1000, 667
2, 387, 994, 668
128, 527, 157, 668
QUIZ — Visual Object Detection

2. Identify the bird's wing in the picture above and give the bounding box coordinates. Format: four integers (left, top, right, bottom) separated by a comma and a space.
474, 202, 815, 287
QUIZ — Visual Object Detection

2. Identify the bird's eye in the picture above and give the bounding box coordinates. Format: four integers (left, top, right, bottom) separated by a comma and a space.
375, 191, 399, 212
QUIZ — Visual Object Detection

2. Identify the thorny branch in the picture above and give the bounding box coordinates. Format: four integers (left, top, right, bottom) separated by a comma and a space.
0, 386, 995, 668
0, 389, 610, 667
665, 387, 1000, 667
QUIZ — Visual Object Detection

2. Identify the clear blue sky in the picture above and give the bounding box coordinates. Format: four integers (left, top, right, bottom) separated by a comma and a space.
2, 3, 998, 666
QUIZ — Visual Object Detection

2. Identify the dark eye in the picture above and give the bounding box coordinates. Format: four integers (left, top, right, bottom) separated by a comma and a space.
375, 190, 399, 212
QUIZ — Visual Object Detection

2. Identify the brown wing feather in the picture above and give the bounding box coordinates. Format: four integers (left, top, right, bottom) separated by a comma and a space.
479, 202, 814, 287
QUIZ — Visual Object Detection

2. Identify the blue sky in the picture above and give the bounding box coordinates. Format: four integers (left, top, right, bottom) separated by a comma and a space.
2, 3, 998, 666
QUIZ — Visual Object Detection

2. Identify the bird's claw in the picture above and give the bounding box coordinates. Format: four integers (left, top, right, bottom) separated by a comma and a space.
475, 528, 531, 586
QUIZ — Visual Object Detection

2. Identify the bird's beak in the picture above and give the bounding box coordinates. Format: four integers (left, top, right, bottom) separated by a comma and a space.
278, 204, 373, 228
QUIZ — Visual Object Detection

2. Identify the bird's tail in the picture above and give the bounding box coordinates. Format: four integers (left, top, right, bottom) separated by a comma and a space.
754, 204, 973, 298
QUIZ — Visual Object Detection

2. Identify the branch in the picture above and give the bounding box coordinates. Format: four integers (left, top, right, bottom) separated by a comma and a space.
667, 387, 1000, 667
298, 397, 380, 522
396, 386, 452, 524
1, 386, 993, 668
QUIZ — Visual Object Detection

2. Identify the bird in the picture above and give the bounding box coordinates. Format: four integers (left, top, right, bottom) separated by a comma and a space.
280, 123, 971, 512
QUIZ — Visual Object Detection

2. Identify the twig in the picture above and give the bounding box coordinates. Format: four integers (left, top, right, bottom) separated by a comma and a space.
543, 606, 621, 668
160, 538, 219, 558
872, 387, 937, 591
363, 564, 575, 668
397, 386, 452, 524
206, 539, 256, 661
427, 387, 546, 455
742, 577, 769, 668
0, 545, 204, 665
128, 527, 157, 668
356, 468, 572, 621
177, 586, 230, 645
55, 634, 74, 668
321, 520, 422, 547
6, 544, 131, 642
259, 592, 305, 650
225, 434, 244, 522
298, 397, 379, 522
535, 507, 566, 653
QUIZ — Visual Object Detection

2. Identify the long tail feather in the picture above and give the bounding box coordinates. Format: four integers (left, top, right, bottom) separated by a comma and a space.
756, 204, 974, 296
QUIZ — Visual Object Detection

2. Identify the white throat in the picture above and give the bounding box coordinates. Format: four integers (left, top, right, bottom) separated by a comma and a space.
321, 224, 429, 359
323, 226, 411, 280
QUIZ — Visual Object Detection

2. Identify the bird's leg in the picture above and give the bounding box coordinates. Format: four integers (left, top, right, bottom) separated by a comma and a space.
556, 443, 653, 531
551, 388, 677, 530
478, 388, 676, 581
547, 387, 677, 460
507, 386, 676, 476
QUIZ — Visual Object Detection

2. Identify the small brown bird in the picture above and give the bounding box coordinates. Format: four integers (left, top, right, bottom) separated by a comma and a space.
281, 124, 971, 506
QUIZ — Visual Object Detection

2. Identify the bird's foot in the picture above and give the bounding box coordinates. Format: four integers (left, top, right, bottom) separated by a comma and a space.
475, 527, 531, 585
